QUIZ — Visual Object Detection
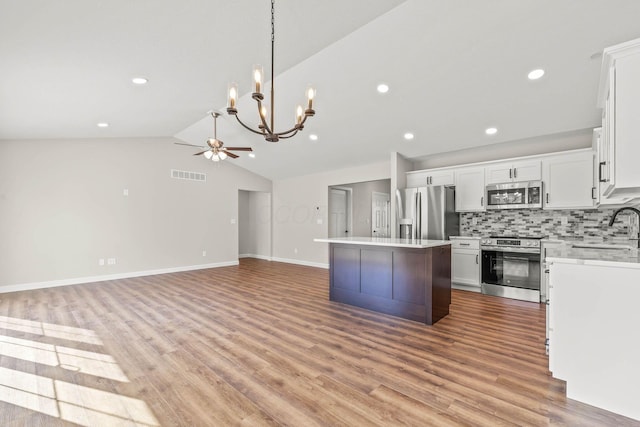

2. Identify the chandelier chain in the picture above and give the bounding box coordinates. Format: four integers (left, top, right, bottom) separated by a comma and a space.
270, 0, 275, 131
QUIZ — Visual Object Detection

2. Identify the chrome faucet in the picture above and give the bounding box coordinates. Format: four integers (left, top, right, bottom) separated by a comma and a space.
608, 207, 640, 248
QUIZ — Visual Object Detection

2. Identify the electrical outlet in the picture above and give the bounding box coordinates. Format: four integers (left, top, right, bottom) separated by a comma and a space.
98, 258, 105, 266
107, 258, 116, 265
202, 250, 207, 257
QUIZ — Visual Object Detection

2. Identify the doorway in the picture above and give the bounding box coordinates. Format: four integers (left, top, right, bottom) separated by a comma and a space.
371, 192, 390, 237
328, 187, 352, 238
238, 190, 272, 260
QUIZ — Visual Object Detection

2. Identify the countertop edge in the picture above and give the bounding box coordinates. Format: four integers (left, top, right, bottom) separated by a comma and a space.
313, 238, 451, 249
547, 256, 640, 269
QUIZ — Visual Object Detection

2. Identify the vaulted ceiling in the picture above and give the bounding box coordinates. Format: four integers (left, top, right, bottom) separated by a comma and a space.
2, 0, 640, 179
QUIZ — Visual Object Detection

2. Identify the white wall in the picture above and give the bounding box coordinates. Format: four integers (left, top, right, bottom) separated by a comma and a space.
411, 128, 592, 170
272, 161, 390, 267
0, 138, 271, 291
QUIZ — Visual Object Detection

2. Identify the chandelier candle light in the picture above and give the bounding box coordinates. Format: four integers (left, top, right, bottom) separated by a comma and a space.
226, 0, 315, 142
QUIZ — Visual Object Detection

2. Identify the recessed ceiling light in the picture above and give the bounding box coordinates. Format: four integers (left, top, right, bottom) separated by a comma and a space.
132, 77, 148, 85
377, 83, 389, 94
97, 122, 109, 128
527, 69, 545, 80
248, 153, 256, 158
485, 127, 498, 135
309, 134, 318, 141
403, 132, 414, 140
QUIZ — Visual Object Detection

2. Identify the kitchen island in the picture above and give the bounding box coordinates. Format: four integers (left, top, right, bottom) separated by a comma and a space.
314, 237, 452, 325
546, 243, 640, 421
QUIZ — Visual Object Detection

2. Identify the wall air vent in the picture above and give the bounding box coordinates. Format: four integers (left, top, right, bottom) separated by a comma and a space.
170, 169, 206, 182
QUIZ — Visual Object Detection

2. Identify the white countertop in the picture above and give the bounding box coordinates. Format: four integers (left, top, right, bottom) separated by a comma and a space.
449, 236, 481, 240
546, 242, 640, 269
313, 237, 451, 249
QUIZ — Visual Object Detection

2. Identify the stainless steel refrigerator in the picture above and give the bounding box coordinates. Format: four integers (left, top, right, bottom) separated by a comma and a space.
395, 186, 459, 240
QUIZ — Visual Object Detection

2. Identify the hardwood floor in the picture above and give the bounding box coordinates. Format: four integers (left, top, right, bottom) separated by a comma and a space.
0, 258, 637, 426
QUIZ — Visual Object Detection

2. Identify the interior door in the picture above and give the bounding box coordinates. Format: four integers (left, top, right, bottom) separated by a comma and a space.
329, 188, 348, 237
371, 192, 390, 237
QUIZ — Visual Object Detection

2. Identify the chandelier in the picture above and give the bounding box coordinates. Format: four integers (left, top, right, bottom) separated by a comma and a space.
226, 0, 315, 142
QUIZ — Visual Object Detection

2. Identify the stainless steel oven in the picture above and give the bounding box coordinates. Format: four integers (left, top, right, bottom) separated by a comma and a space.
480, 235, 543, 303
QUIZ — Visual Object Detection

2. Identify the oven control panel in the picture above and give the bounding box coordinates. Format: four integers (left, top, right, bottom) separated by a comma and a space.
481, 238, 541, 247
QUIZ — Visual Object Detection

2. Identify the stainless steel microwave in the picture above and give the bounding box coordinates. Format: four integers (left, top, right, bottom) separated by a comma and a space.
485, 180, 543, 209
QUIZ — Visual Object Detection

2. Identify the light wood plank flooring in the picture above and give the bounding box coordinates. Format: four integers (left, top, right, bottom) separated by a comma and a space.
0, 258, 637, 426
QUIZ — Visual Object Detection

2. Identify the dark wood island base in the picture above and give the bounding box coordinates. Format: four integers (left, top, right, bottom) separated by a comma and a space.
326, 241, 452, 325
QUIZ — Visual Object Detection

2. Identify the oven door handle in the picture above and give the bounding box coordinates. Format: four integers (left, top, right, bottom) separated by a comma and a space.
503, 256, 531, 262
481, 246, 540, 254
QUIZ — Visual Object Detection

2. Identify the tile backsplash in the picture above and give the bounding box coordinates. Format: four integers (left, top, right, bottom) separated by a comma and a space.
460, 208, 639, 240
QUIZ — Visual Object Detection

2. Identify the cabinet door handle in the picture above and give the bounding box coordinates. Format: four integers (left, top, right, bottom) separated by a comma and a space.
599, 162, 607, 183
509, 168, 512, 179
591, 187, 597, 200
513, 168, 517, 179
546, 193, 549, 204
481, 196, 484, 207
476, 254, 479, 264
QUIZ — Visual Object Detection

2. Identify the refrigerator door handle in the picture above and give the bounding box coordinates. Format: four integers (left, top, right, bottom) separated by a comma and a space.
415, 191, 421, 239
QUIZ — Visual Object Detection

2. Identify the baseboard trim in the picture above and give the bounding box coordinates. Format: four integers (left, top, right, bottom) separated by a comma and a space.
271, 257, 329, 269
239, 254, 272, 261
0, 261, 239, 294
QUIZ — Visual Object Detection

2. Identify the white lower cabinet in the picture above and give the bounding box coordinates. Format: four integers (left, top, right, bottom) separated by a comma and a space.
548, 260, 640, 421
451, 238, 481, 290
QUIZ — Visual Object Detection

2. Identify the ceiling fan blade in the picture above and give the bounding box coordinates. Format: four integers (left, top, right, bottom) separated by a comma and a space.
175, 142, 207, 149
193, 150, 209, 156
224, 150, 239, 159
224, 147, 253, 151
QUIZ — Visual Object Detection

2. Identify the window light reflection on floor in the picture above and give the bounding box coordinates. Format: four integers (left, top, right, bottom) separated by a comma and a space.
0, 334, 129, 382
0, 316, 158, 426
0, 316, 103, 346
0, 367, 159, 426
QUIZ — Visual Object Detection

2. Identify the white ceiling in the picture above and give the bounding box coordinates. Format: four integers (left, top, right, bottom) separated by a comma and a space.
2, 0, 640, 180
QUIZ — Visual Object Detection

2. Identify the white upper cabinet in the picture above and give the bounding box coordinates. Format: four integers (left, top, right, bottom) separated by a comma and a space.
597, 38, 640, 199
426, 169, 455, 186
406, 170, 427, 188
542, 150, 596, 210
406, 169, 455, 188
485, 160, 541, 184
593, 127, 632, 206
455, 167, 485, 212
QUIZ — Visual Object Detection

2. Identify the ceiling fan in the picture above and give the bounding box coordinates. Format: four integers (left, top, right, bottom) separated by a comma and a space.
175, 112, 252, 161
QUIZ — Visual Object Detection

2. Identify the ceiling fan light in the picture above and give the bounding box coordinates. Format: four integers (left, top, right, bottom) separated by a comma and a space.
211, 154, 220, 162
218, 151, 228, 160
204, 150, 213, 159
